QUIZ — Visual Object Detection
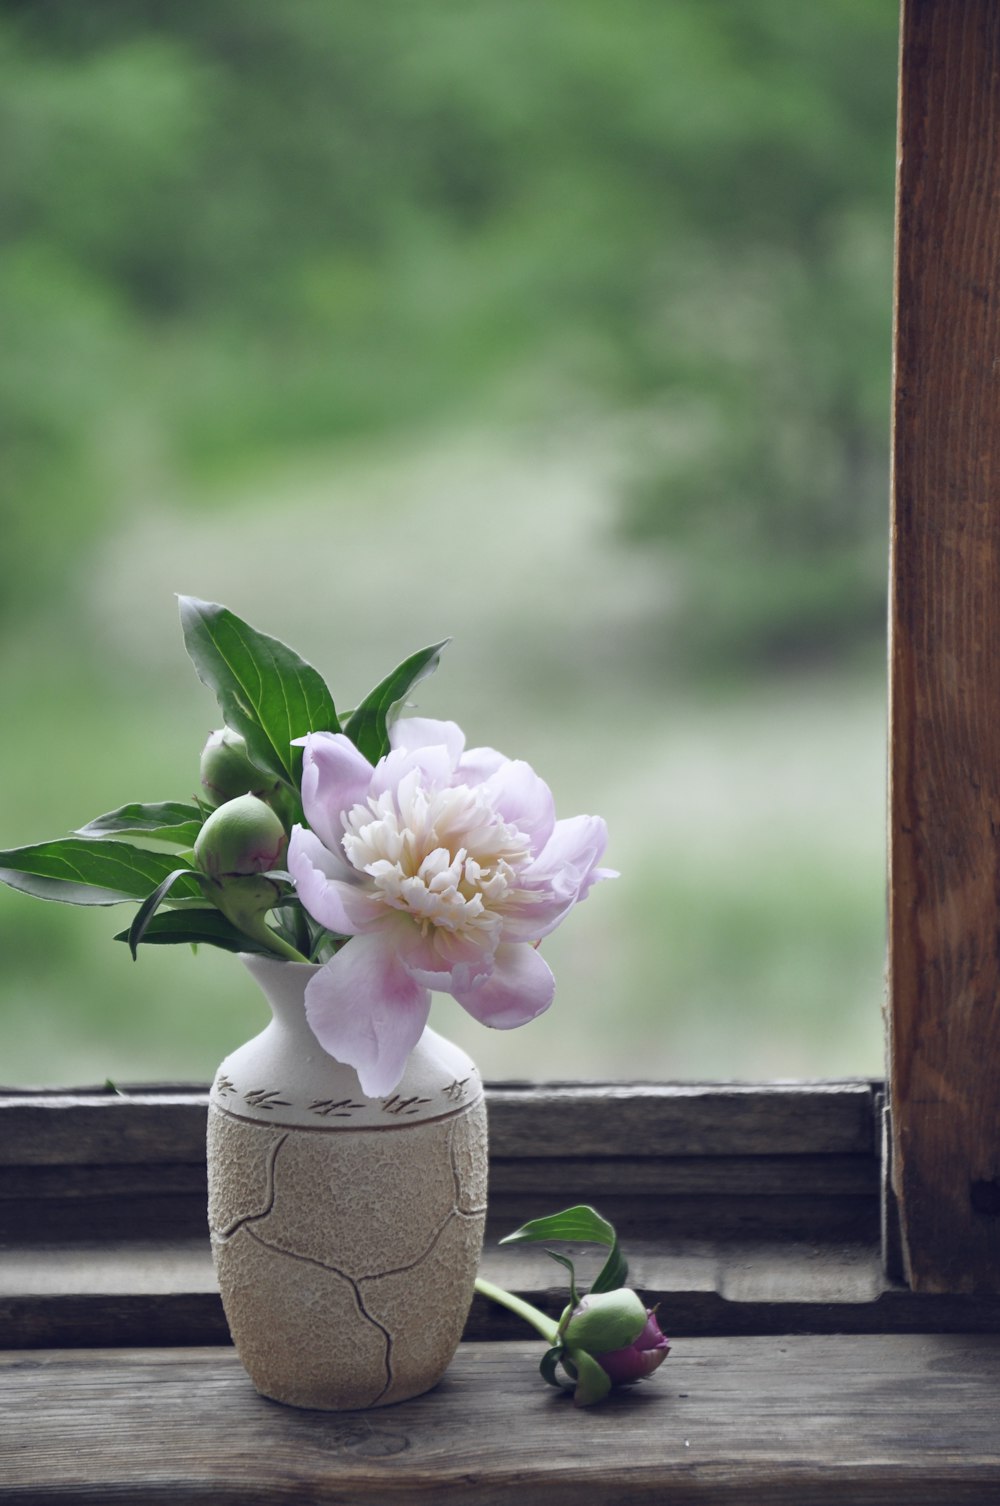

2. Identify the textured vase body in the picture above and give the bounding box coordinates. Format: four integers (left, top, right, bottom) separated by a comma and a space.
207, 954, 488, 1410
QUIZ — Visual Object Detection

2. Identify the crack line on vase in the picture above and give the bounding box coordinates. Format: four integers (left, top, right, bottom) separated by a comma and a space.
210, 1131, 289, 1240
242, 1225, 394, 1404
355, 1201, 482, 1285
447, 1112, 489, 1217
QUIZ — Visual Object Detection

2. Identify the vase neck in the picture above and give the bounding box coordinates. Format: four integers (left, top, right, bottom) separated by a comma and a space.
211, 952, 484, 1129
240, 953, 322, 1037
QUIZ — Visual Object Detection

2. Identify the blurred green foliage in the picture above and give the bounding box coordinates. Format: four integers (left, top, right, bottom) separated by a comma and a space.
2, 0, 896, 663
0, 2, 894, 1082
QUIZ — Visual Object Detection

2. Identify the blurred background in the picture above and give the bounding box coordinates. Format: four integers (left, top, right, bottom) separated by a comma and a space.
0, 0, 897, 1086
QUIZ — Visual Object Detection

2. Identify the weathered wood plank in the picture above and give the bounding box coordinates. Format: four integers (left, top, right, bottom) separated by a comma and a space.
0, 1082, 878, 1166
0, 1088, 880, 1244
2, 1237, 999, 1349
486, 1082, 877, 1157
889, 0, 1000, 1293
0, 1094, 209, 1167
0, 1338, 998, 1504
0, 1152, 878, 1204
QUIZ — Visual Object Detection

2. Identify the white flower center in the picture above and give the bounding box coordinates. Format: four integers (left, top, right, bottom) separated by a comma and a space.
341, 770, 531, 946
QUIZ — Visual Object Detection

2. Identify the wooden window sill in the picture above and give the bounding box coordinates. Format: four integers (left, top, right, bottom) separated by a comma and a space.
3, 1336, 999, 1504
2, 1083, 998, 1500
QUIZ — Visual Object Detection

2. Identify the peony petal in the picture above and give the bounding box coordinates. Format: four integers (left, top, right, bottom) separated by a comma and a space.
454, 745, 507, 788
403, 945, 495, 997
304, 924, 432, 1098
298, 733, 375, 855
288, 826, 384, 934
389, 717, 465, 767
579, 864, 620, 902
367, 742, 455, 800
498, 816, 614, 943
479, 757, 556, 849
519, 814, 610, 901
451, 941, 555, 1028
498, 892, 580, 945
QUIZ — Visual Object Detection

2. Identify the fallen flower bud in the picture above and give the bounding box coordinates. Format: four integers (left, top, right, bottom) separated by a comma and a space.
474, 1204, 670, 1408
558, 1291, 670, 1405
568, 1295, 671, 1387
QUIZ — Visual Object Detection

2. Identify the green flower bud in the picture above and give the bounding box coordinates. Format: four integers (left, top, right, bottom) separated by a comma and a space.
194, 794, 288, 882
199, 729, 275, 808
561, 1292, 670, 1404
194, 794, 289, 944
562, 1289, 648, 1356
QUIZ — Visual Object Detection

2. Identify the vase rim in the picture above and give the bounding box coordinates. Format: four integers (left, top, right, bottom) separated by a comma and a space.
239, 951, 322, 977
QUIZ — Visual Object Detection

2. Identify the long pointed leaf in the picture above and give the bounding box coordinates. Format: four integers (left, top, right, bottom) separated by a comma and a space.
76, 801, 203, 846
126, 867, 208, 959
0, 840, 203, 906
113, 908, 274, 954
539, 1345, 566, 1389
544, 1249, 580, 1311
498, 1204, 628, 1294
344, 640, 449, 764
178, 596, 339, 788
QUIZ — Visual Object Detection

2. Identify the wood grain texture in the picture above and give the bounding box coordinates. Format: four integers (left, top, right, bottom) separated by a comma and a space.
0, 1338, 998, 1504
0, 1155, 881, 1249
3, 1235, 999, 1350
0, 1081, 877, 1166
890, 0, 1000, 1291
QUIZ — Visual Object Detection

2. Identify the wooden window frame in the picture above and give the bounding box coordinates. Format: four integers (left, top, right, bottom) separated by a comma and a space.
2, 3, 1000, 1499
888, 0, 1000, 1295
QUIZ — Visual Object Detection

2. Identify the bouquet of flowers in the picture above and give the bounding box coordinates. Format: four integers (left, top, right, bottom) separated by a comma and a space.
0, 597, 613, 1097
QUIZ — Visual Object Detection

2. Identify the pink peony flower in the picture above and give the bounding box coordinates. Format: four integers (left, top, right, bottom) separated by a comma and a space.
287, 717, 614, 1096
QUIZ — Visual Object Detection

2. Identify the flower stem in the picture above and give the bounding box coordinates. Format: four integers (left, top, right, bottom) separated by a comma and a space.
474, 1276, 560, 1343
241, 917, 310, 963
263, 931, 311, 962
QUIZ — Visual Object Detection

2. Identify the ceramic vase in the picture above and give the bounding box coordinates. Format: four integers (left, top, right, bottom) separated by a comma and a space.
207, 953, 488, 1410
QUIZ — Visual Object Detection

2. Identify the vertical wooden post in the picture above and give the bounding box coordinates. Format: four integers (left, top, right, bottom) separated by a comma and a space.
889, 0, 1000, 1292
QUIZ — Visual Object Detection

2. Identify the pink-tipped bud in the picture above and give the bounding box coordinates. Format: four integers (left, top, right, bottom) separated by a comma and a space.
563, 1290, 670, 1402
589, 1309, 671, 1385
194, 794, 287, 881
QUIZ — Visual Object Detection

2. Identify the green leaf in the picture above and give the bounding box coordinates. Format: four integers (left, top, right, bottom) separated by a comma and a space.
590, 1246, 629, 1296
0, 840, 204, 906
498, 1204, 628, 1295
544, 1250, 581, 1312
126, 867, 209, 959
565, 1346, 613, 1407
344, 640, 449, 764
178, 596, 339, 789
76, 801, 204, 846
113, 908, 274, 954
539, 1345, 565, 1389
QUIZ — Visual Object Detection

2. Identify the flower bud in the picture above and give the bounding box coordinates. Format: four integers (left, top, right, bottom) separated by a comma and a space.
194, 794, 289, 941
563, 1288, 648, 1356
200, 729, 274, 808
563, 1290, 670, 1402
194, 794, 287, 881
590, 1309, 671, 1385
